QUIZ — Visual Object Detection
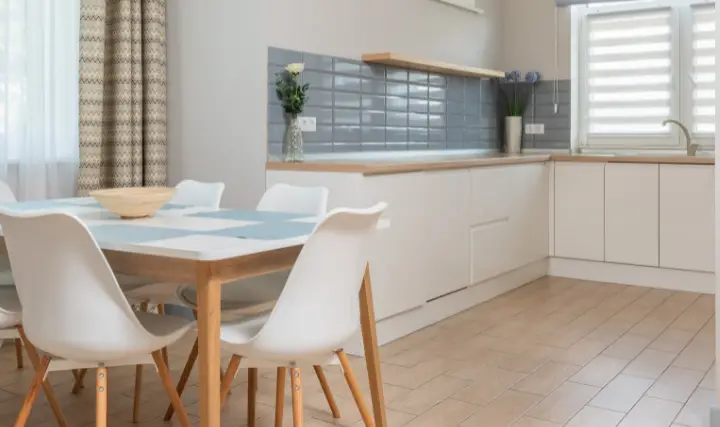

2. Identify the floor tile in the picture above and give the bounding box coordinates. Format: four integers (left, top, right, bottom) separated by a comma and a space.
403, 398, 479, 427
526, 381, 600, 424
589, 375, 654, 413
452, 366, 526, 406
512, 361, 579, 396
648, 329, 697, 354
602, 334, 653, 360
698, 364, 714, 390
570, 356, 630, 388
566, 406, 626, 427
645, 367, 704, 403
616, 396, 682, 427
622, 349, 677, 380
674, 388, 715, 427
388, 374, 471, 415
510, 416, 562, 427
460, 390, 544, 427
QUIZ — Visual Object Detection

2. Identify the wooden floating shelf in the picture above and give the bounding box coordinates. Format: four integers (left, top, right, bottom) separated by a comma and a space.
361, 52, 504, 79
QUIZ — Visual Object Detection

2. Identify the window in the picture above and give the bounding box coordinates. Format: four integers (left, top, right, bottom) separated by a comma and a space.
0, 0, 80, 200
576, 0, 715, 149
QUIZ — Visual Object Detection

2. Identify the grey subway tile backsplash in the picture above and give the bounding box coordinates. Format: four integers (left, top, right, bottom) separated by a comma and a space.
303, 71, 334, 89
303, 53, 334, 72
333, 109, 361, 125
268, 46, 516, 155
333, 59, 362, 75
306, 89, 334, 107
386, 68, 408, 82
334, 76, 361, 92
386, 111, 408, 127
333, 92, 361, 109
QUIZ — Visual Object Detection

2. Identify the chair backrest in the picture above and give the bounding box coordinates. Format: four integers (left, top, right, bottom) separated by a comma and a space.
0, 181, 16, 204
248, 203, 386, 360
0, 211, 166, 362
172, 179, 225, 208
257, 183, 329, 217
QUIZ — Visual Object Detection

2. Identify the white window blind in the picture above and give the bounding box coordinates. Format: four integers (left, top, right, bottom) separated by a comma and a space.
584, 8, 675, 138
690, 4, 715, 134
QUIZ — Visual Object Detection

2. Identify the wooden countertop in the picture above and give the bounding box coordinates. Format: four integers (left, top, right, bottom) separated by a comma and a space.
267, 153, 714, 176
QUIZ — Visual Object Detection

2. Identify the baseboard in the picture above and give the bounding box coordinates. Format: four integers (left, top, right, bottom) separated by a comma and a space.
345, 258, 548, 355
549, 257, 714, 294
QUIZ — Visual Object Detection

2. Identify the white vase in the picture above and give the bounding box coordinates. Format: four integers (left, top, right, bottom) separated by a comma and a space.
505, 116, 523, 154
282, 114, 304, 162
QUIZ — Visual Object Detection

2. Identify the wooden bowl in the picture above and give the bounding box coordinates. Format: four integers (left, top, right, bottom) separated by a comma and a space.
90, 187, 176, 219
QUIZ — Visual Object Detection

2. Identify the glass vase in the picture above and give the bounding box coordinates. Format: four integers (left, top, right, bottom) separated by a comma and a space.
282, 114, 304, 163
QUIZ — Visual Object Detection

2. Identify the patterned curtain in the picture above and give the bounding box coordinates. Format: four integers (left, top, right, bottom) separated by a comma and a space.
78, 0, 167, 193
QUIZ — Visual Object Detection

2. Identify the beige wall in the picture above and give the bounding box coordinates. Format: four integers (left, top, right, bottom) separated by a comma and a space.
166, 0, 503, 208
501, 0, 572, 80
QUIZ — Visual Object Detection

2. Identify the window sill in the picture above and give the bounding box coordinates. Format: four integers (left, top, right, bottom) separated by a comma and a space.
431, 0, 484, 14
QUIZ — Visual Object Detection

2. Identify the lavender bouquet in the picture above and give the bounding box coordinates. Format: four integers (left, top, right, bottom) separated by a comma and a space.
496, 71, 541, 116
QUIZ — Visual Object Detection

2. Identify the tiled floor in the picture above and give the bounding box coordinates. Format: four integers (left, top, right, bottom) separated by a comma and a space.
0, 276, 715, 427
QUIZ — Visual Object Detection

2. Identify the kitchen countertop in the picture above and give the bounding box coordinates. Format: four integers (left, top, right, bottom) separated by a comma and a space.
266, 152, 714, 176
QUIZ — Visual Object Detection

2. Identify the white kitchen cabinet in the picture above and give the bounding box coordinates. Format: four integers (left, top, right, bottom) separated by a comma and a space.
470, 166, 511, 225
605, 163, 659, 267
422, 170, 471, 299
554, 162, 605, 261
509, 163, 550, 269
659, 165, 714, 272
362, 173, 428, 320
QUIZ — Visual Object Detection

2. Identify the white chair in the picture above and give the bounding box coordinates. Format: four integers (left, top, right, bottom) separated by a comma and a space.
171, 179, 226, 209
0, 211, 195, 427
0, 181, 25, 370
181, 204, 386, 427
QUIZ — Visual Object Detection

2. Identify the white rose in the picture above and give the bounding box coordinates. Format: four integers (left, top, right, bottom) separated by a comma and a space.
286, 63, 305, 74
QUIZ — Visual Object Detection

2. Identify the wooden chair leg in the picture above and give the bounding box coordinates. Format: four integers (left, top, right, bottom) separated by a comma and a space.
14, 338, 23, 369
71, 369, 87, 394
13, 355, 50, 427
163, 338, 199, 421
17, 327, 68, 427
220, 354, 242, 406
314, 365, 340, 418
290, 368, 303, 427
96, 367, 107, 427
152, 350, 192, 427
337, 350, 374, 427
133, 364, 143, 423
156, 304, 169, 365
248, 367, 258, 427
275, 367, 286, 427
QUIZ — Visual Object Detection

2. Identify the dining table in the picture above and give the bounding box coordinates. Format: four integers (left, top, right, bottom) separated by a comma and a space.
0, 197, 389, 427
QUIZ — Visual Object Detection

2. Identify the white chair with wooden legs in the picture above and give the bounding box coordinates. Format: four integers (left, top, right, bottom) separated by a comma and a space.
212, 204, 385, 427
0, 181, 28, 371
0, 211, 195, 427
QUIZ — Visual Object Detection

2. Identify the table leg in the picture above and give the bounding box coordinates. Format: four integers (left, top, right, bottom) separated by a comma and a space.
359, 263, 387, 427
196, 265, 222, 427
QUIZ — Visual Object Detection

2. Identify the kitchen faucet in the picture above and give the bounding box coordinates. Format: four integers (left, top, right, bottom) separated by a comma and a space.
662, 119, 699, 156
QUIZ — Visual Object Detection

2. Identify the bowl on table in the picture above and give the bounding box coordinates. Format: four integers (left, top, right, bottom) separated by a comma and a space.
90, 187, 176, 219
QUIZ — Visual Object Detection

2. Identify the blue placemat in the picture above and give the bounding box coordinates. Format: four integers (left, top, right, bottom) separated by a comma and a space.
203, 221, 316, 240
189, 209, 308, 222
90, 225, 194, 244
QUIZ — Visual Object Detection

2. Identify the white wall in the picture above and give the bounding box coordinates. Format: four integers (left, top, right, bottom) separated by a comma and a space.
501, 0, 571, 80
167, 0, 503, 208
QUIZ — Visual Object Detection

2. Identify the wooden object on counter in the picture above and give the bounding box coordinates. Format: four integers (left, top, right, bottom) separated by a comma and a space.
551, 154, 714, 165
267, 155, 549, 176
267, 153, 714, 176
361, 53, 504, 79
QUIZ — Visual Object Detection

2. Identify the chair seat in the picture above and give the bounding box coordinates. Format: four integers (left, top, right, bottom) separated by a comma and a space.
116, 274, 156, 292
125, 282, 185, 306
178, 270, 289, 311
134, 311, 194, 340
219, 312, 270, 345
0, 286, 21, 329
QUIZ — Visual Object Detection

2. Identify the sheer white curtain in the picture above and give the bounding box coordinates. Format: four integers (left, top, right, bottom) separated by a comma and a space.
0, 0, 79, 201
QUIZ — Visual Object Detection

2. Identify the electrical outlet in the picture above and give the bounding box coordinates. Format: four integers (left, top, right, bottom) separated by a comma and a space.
525, 123, 545, 135
298, 117, 316, 132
